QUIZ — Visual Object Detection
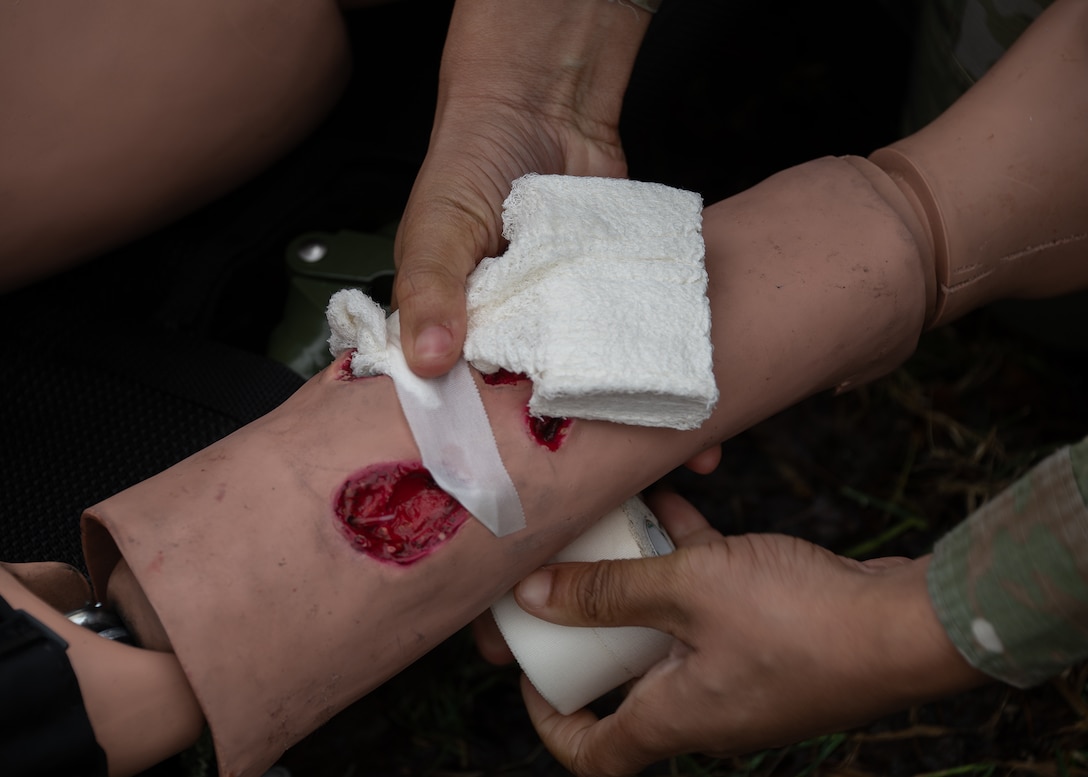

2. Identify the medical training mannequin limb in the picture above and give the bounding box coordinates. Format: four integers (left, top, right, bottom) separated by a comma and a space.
0, 0, 352, 292
869, 0, 1088, 328
76, 159, 928, 777
13, 2, 1087, 774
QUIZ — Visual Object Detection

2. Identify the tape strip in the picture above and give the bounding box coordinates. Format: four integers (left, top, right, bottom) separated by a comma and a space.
382, 312, 526, 537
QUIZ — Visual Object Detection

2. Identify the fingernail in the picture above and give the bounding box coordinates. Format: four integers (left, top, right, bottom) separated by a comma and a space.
516, 569, 553, 610
414, 325, 453, 361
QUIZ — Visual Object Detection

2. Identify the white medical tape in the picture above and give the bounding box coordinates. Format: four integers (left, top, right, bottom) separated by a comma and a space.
490, 496, 676, 714
381, 312, 526, 537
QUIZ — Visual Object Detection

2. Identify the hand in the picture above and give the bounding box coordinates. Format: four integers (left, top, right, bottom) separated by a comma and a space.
509, 491, 987, 777
393, 0, 651, 377
472, 449, 720, 667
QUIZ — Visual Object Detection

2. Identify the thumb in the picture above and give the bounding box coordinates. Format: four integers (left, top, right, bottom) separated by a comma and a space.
393, 139, 512, 379
391, 251, 470, 379
514, 553, 691, 637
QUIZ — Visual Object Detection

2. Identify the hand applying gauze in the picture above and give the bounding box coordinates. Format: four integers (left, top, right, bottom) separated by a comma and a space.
326, 174, 715, 542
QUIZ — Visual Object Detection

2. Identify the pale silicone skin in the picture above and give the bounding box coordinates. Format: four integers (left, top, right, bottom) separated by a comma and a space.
6, 1, 1088, 775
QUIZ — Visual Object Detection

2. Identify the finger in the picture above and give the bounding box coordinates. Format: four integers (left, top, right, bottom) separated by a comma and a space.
513, 552, 690, 635
520, 675, 608, 775
470, 610, 515, 666
393, 162, 504, 378
858, 555, 913, 571
391, 255, 469, 378
681, 444, 721, 475
643, 490, 724, 548
522, 671, 679, 777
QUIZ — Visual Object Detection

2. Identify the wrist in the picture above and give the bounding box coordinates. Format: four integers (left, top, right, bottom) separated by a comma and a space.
441, 0, 650, 121
869, 556, 989, 706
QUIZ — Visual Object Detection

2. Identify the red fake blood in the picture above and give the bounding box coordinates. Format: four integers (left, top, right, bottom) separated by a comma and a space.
481, 369, 528, 386
479, 369, 571, 450
336, 350, 358, 381
336, 462, 469, 564
528, 414, 570, 451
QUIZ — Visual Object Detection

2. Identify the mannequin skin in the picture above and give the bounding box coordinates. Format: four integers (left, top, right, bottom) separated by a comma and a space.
2, 1, 1087, 776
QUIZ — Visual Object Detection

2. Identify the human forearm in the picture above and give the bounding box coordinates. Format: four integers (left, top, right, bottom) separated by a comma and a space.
703, 0, 1088, 436
868, 555, 990, 712
66, 150, 955, 777
439, 0, 650, 123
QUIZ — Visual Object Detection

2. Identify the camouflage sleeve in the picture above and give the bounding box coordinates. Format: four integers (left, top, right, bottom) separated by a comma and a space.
926, 436, 1088, 688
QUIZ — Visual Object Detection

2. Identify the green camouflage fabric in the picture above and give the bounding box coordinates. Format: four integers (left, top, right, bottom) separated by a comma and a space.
927, 438, 1088, 687
902, 0, 1051, 133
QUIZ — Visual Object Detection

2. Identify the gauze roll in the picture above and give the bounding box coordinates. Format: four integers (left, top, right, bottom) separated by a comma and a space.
464, 173, 717, 431
490, 496, 676, 714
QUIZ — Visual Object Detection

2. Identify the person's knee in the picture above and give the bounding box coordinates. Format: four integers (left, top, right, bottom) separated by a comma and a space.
0, 0, 352, 290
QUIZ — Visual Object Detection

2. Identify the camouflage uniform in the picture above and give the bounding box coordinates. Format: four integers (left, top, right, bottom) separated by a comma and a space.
928, 438, 1088, 687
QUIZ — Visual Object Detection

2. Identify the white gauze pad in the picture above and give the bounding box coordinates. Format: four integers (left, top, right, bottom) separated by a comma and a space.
463, 173, 718, 430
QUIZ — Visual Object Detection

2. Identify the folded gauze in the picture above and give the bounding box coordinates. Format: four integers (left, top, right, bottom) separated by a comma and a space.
464, 173, 717, 430
328, 173, 717, 433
